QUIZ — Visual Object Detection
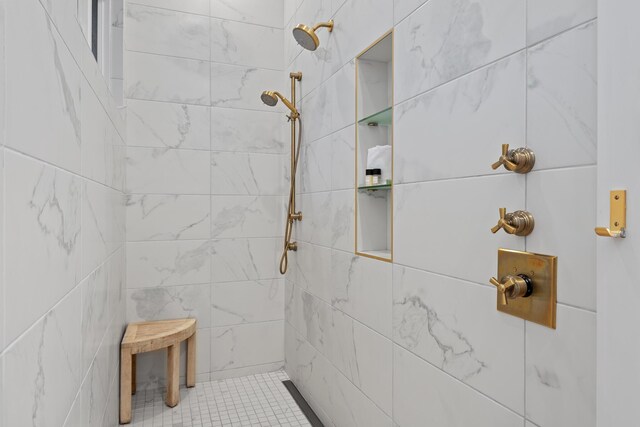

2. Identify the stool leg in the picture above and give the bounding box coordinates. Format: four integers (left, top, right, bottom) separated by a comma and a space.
187, 332, 196, 388
131, 353, 137, 395
166, 344, 180, 407
120, 347, 132, 424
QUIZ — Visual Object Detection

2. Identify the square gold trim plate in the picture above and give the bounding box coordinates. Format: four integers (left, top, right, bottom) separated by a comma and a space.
497, 248, 557, 329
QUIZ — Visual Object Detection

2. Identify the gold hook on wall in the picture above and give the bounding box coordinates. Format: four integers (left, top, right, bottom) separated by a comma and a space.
595, 190, 627, 238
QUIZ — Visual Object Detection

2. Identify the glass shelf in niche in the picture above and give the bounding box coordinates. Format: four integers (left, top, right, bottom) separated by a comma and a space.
358, 184, 392, 191
358, 107, 392, 127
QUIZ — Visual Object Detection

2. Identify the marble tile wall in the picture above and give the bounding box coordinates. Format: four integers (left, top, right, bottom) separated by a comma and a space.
285, 1, 597, 426
0, 0, 127, 426
123, 0, 287, 387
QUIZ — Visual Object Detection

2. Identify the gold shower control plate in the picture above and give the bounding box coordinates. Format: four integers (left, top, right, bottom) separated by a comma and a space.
496, 248, 557, 329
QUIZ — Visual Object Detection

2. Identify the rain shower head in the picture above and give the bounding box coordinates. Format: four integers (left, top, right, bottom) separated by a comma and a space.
260, 90, 299, 116
293, 20, 334, 51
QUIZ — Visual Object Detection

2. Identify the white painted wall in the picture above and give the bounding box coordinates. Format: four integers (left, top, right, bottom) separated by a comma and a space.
285, 1, 597, 426
0, 0, 127, 425
123, 0, 288, 387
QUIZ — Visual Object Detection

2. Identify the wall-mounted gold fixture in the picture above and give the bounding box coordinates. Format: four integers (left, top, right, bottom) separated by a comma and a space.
595, 190, 627, 238
491, 144, 535, 173
292, 20, 334, 51
491, 208, 535, 236
489, 249, 557, 328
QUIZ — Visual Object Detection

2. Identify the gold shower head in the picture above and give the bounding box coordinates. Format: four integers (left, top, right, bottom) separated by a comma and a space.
260, 90, 299, 116
292, 20, 334, 51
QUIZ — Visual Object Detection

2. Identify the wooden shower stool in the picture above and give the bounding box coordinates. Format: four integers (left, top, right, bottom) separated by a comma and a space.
119, 318, 197, 424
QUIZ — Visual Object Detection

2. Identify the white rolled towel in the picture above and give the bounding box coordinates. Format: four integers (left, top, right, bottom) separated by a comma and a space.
366, 145, 392, 183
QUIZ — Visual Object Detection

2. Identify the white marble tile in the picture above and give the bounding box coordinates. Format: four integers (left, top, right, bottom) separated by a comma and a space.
299, 136, 332, 193
299, 84, 332, 143
211, 151, 284, 195
126, 146, 210, 194
328, 60, 356, 134
125, 51, 210, 105
126, 240, 212, 288
331, 250, 392, 337
526, 305, 596, 427
331, 189, 355, 252
211, 195, 283, 238
393, 0, 428, 24
394, 0, 525, 103
211, 19, 283, 69
81, 259, 113, 375
327, 308, 393, 415
2, 288, 82, 427
126, 99, 210, 150
526, 167, 596, 311
211, 238, 280, 282
129, 0, 209, 16
283, 0, 301, 27
82, 179, 125, 277
527, 21, 596, 169
296, 191, 333, 247
331, 125, 355, 191
5, 0, 82, 173
393, 265, 525, 413
394, 175, 526, 285
527, 0, 596, 46
4, 150, 81, 344
211, 0, 283, 27
126, 3, 210, 60
212, 279, 284, 326
0, 149, 3, 352
393, 345, 523, 427
127, 284, 212, 327
211, 320, 284, 371
290, 242, 333, 303
82, 80, 126, 190
126, 194, 211, 241
394, 52, 525, 183
39, 0, 86, 61
210, 107, 286, 154
210, 63, 282, 111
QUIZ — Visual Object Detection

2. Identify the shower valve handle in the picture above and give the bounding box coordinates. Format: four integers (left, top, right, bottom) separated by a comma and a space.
489, 275, 533, 306
290, 212, 303, 222
491, 144, 535, 173
491, 208, 535, 236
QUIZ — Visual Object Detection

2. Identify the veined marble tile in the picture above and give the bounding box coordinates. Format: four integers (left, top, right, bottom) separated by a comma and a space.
526, 167, 596, 311
283, 0, 301, 28
394, 52, 526, 184
393, 265, 525, 413
126, 194, 211, 241
393, 0, 428, 24
211, 0, 283, 28
210, 195, 283, 238
289, 242, 332, 303
328, 60, 356, 134
210, 107, 286, 154
393, 345, 523, 426
5, 0, 82, 173
211, 19, 283, 70
394, 175, 525, 285
125, 51, 210, 105
126, 240, 212, 288
211, 320, 284, 371
296, 192, 333, 247
126, 3, 210, 60
394, 0, 525, 103
210, 63, 282, 111
299, 136, 332, 194
331, 250, 392, 337
39, 0, 85, 61
211, 238, 280, 282
331, 125, 355, 191
212, 279, 284, 326
211, 151, 285, 195
4, 150, 81, 344
0, 149, 3, 352
526, 305, 596, 427
81, 261, 111, 375
527, 21, 596, 169
327, 308, 393, 415
82, 80, 126, 190
331, 189, 354, 253
127, 284, 212, 326
126, 99, 210, 150
2, 288, 82, 427
82, 179, 125, 277
299, 84, 332, 143
527, 0, 596, 46
126, 146, 210, 194
128, 0, 209, 15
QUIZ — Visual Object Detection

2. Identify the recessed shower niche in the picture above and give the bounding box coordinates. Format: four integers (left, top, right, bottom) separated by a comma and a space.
355, 30, 393, 262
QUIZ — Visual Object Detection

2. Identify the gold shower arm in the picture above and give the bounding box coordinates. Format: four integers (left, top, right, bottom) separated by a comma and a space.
272, 91, 299, 118
313, 20, 334, 32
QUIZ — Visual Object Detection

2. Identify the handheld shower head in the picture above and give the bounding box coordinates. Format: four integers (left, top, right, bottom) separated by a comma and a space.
293, 20, 334, 51
260, 90, 299, 116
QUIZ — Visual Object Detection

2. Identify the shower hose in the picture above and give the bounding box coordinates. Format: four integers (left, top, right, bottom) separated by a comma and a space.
279, 116, 303, 275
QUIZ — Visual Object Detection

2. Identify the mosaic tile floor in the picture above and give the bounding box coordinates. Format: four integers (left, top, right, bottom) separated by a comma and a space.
129, 371, 312, 427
